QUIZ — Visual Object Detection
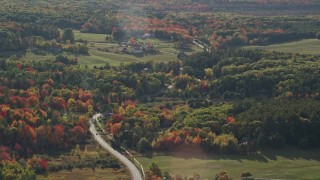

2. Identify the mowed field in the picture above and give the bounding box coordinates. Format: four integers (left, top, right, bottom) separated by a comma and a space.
243, 39, 320, 55
137, 146, 320, 179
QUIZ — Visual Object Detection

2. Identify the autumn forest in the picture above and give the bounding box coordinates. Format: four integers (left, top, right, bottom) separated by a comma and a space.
0, 0, 320, 179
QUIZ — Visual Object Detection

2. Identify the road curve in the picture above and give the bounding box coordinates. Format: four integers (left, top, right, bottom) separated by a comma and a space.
89, 121, 143, 180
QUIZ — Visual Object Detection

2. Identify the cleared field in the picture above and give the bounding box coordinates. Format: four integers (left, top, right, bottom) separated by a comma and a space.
74, 30, 109, 42
1, 31, 203, 66
243, 39, 320, 55
73, 31, 201, 66
0, 48, 179, 67
137, 146, 320, 179
0, 49, 179, 66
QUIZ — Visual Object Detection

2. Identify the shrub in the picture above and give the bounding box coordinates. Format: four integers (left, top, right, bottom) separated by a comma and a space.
149, 162, 162, 177
215, 172, 231, 180
214, 134, 238, 153
238, 142, 250, 155
162, 171, 172, 180
241, 172, 254, 180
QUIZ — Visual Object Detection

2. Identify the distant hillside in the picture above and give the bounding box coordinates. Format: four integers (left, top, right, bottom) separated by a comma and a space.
110, 0, 320, 15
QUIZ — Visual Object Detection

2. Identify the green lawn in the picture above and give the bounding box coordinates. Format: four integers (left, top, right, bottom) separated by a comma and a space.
137, 146, 320, 179
243, 39, 320, 55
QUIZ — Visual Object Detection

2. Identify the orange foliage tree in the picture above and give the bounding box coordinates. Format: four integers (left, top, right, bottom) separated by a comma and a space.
110, 123, 121, 135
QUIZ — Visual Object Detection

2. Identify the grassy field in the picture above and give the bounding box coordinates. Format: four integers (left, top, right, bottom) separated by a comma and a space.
243, 39, 320, 55
1, 31, 203, 67
137, 146, 320, 179
74, 30, 108, 42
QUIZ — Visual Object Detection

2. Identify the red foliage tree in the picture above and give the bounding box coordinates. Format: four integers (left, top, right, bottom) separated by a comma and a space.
0, 146, 11, 161
226, 116, 236, 124
55, 125, 64, 139
78, 90, 92, 102
72, 125, 86, 142
39, 159, 48, 171
0, 109, 7, 117
129, 37, 136, 46
51, 97, 66, 110
14, 143, 22, 151
25, 125, 37, 143
10, 96, 21, 106
112, 114, 124, 123
27, 95, 39, 107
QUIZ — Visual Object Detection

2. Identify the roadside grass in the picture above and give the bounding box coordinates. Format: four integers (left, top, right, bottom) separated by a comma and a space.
136, 146, 320, 179
243, 39, 320, 55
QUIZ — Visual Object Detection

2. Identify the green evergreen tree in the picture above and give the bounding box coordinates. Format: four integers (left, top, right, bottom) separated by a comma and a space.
62, 28, 75, 43
137, 137, 152, 153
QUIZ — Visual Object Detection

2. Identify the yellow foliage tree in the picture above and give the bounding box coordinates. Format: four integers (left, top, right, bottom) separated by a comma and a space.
119, 106, 125, 115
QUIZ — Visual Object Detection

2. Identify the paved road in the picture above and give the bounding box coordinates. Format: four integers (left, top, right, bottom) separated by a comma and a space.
89, 119, 143, 180
193, 39, 210, 52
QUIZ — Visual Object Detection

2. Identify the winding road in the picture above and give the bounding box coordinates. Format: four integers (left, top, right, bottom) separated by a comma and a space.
89, 115, 143, 180
193, 39, 210, 52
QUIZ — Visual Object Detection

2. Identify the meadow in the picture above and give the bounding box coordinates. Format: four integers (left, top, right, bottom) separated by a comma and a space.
243, 39, 320, 55
137, 146, 320, 179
